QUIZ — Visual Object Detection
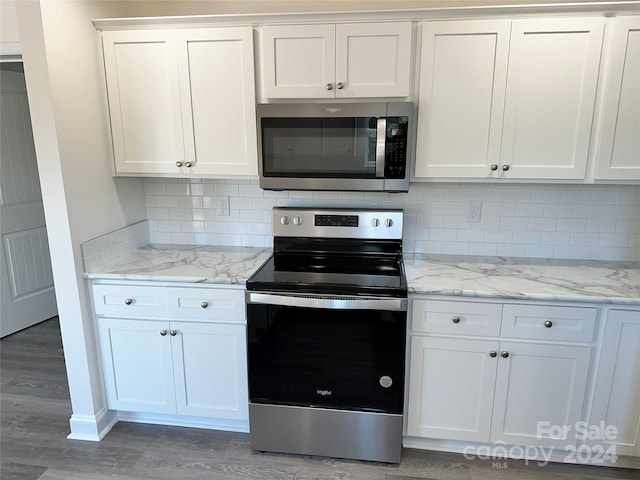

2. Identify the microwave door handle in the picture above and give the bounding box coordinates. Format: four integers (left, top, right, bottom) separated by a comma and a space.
375, 118, 386, 178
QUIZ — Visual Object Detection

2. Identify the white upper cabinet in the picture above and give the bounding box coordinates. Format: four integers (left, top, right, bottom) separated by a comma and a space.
501, 18, 604, 180
102, 30, 185, 175
415, 17, 605, 181
261, 22, 412, 99
594, 16, 640, 181
415, 20, 510, 178
102, 28, 258, 177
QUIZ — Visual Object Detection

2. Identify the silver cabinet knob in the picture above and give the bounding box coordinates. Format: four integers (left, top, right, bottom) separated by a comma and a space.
544, 320, 553, 328
336, 82, 344, 90
489, 350, 497, 358
201, 301, 208, 309
326, 83, 333, 91
160, 329, 167, 336
490, 164, 498, 171
501, 351, 509, 358
124, 298, 133, 305
502, 164, 510, 171
176, 161, 183, 167
185, 161, 193, 168
452, 316, 461, 324
170, 329, 177, 336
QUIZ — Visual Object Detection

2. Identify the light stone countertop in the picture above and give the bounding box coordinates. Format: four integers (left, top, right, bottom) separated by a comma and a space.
404, 254, 640, 305
84, 244, 640, 304
84, 244, 272, 285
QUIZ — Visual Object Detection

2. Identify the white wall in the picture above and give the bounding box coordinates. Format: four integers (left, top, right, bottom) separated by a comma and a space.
145, 179, 640, 261
0, 0, 20, 44
15, 0, 147, 439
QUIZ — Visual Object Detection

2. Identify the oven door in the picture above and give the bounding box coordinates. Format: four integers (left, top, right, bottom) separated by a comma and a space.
246, 294, 406, 415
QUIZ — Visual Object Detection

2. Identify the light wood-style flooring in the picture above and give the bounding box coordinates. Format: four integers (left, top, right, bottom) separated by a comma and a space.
1, 318, 638, 480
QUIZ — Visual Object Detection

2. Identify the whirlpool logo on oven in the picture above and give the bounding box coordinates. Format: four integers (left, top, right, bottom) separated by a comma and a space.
316, 389, 333, 396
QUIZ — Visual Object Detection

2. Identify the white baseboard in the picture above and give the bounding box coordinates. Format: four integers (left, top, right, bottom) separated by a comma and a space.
67, 408, 117, 441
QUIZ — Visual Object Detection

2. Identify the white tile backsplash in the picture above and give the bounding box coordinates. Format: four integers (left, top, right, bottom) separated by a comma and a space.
144, 179, 640, 261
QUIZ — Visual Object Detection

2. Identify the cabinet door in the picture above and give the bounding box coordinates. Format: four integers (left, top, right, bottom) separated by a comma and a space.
335, 22, 412, 98
491, 342, 591, 448
500, 18, 604, 179
171, 322, 248, 420
415, 20, 510, 178
261, 25, 335, 98
176, 28, 258, 176
589, 309, 640, 457
102, 30, 185, 175
97, 318, 176, 413
595, 16, 640, 180
407, 336, 498, 442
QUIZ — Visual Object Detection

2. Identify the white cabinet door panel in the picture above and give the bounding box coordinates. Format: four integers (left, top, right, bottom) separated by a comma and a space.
102, 30, 184, 174
177, 28, 258, 176
407, 336, 498, 442
262, 25, 335, 98
172, 322, 248, 419
335, 22, 412, 98
415, 20, 510, 178
491, 341, 591, 448
97, 318, 176, 413
500, 18, 604, 179
589, 309, 640, 457
595, 17, 640, 180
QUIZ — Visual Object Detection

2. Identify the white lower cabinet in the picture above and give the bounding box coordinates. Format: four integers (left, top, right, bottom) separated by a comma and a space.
589, 308, 640, 457
93, 283, 248, 424
407, 298, 595, 450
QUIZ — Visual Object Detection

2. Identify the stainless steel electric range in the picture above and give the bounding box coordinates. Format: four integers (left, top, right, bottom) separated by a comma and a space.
245, 207, 407, 463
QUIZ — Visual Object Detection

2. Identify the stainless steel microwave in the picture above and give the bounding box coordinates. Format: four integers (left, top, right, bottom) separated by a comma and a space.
257, 103, 412, 192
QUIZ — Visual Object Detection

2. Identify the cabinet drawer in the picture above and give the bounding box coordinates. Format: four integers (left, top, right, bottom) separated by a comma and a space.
168, 287, 245, 323
92, 284, 167, 318
501, 304, 597, 342
412, 299, 502, 336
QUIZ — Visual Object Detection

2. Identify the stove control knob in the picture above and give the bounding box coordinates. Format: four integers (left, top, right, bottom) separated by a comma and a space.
280, 216, 290, 226
293, 216, 303, 226
385, 218, 394, 228
371, 218, 380, 227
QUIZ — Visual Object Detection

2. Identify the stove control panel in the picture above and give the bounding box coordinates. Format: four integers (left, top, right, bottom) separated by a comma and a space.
273, 207, 403, 240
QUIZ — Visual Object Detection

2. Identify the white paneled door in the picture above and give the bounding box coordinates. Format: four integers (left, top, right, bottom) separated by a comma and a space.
0, 63, 57, 337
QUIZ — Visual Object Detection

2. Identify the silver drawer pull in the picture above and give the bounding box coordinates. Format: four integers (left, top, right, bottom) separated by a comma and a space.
160, 329, 167, 336
544, 320, 553, 328
124, 298, 133, 305
501, 351, 509, 358
170, 330, 177, 336
452, 316, 461, 324
489, 350, 497, 358
201, 301, 209, 309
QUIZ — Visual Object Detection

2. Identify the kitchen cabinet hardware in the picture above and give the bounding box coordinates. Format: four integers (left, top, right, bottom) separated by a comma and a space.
544, 320, 553, 328
185, 162, 193, 168
176, 161, 183, 167
124, 298, 133, 305
170, 329, 178, 336
500, 350, 509, 358
336, 82, 344, 89
502, 164, 510, 171
326, 83, 333, 91
452, 315, 461, 324
201, 301, 209, 309
489, 350, 498, 358
160, 329, 167, 336
491, 164, 499, 171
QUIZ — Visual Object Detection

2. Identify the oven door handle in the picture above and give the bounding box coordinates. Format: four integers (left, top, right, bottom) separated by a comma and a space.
247, 292, 407, 311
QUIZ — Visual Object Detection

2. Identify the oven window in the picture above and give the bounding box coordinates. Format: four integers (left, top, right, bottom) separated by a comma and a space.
260, 117, 378, 178
247, 304, 406, 414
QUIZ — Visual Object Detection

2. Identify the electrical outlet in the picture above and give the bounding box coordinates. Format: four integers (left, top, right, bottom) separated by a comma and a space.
216, 196, 230, 216
466, 201, 482, 223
